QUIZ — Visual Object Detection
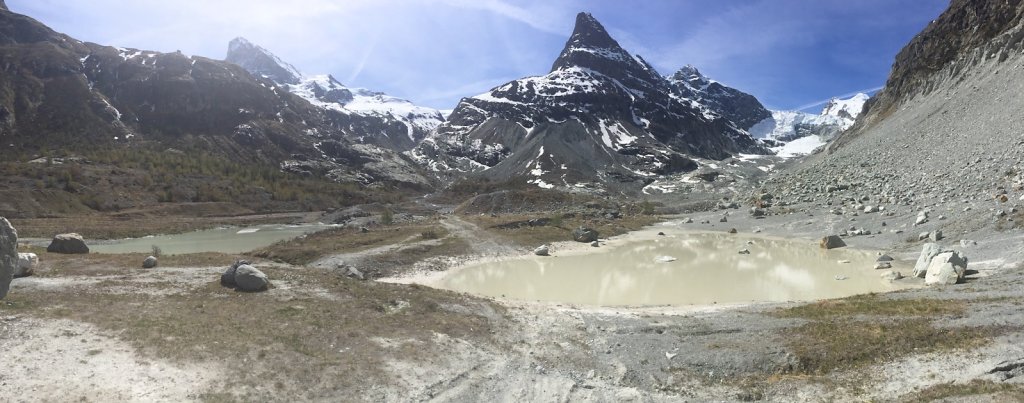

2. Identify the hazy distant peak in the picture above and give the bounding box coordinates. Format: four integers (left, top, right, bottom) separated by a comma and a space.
226, 37, 303, 85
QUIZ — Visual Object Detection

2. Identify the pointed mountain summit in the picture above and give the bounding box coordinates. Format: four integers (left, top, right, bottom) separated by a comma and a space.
413, 12, 767, 195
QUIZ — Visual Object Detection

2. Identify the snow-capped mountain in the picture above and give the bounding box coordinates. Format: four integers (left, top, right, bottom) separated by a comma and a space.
748, 93, 871, 157
821, 92, 869, 122
226, 38, 444, 150
666, 65, 772, 131
412, 12, 767, 194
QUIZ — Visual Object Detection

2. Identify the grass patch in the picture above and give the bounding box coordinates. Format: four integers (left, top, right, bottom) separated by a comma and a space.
901, 379, 1024, 402
10, 211, 311, 239
466, 214, 659, 247
775, 294, 966, 320
250, 222, 450, 266
786, 318, 993, 374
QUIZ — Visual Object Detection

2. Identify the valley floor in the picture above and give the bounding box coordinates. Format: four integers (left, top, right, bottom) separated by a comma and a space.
3, 197, 1024, 402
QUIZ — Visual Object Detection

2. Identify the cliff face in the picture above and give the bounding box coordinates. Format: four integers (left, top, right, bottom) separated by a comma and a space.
834, 0, 1024, 149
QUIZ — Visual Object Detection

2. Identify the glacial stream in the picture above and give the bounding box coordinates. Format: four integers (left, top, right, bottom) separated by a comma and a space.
88, 223, 332, 255
433, 230, 904, 307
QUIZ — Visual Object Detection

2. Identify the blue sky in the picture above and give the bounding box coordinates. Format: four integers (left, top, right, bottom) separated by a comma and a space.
9, 0, 948, 112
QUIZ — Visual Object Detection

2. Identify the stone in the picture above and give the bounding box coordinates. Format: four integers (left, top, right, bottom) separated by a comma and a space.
915, 212, 929, 226
877, 254, 895, 262
46, 233, 89, 254
654, 256, 677, 263
880, 271, 904, 282
750, 207, 766, 217
572, 226, 599, 243
234, 264, 269, 292
220, 260, 249, 287
913, 243, 944, 278
719, 215, 728, 223
924, 251, 968, 285
681, 218, 693, 224
15, 252, 37, 277
874, 262, 892, 270
657, 232, 666, 236
728, 228, 738, 234
142, 256, 158, 269
590, 241, 599, 247
929, 229, 943, 242
918, 232, 931, 241
863, 205, 878, 213
819, 235, 846, 249
344, 265, 365, 280
738, 248, 750, 255
533, 245, 550, 256
0, 218, 16, 299
960, 240, 977, 247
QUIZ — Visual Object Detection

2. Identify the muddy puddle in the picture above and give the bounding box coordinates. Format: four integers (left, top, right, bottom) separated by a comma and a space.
433, 231, 905, 307
88, 224, 332, 255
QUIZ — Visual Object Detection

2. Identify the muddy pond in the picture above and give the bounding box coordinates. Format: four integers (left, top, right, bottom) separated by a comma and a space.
432, 230, 905, 307
88, 223, 333, 255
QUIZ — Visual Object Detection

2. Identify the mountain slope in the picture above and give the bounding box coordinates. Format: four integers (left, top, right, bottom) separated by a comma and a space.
413, 12, 768, 194
666, 65, 771, 131
226, 38, 444, 151
765, 0, 1024, 215
0, 7, 431, 216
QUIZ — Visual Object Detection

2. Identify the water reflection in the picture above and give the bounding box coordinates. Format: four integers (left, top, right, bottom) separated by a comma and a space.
436, 232, 898, 306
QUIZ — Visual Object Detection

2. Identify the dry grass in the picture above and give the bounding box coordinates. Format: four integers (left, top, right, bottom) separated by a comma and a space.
250, 222, 450, 266
0, 266, 504, 401
900, 379, 1024, 402
775, 294, 966, 320
465, 214, 660, 247
18, 245, 243, 275
777, 294, 1002, 375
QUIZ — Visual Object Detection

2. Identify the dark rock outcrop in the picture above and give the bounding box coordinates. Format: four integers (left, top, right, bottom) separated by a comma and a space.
0, 217, 15, 299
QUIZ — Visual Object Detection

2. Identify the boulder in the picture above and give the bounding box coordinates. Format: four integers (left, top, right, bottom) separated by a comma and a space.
15, 252, 38, 277
142, 256, 158, 269
874, 262, 892, 270
863, 205, 878, 213
220, 260, 249, 287
590, 241, 599, 247
750, 207, 766, 217
533, 245, 550, 256
46, 233, 89, 254
344, 265, 365, 280
0, 218, 16, 299
681, 218, 694, 224
572, 227, 599, 243
728, 228, 738, 234
913, 243, 944, 278
924, 251, 968, 285
719, 215, 728, 223
819, 235, 846, 249
880, 271, 904, 282
234, 264, 270, 292
930, 230, 943, 242
876, 254, 895, 262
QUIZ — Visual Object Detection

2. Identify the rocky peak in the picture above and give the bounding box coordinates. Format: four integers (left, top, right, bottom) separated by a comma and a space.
226, 37, 302, 85
820, 93, 869, 120
549, 12, 660, 83
671, 64, 706, 84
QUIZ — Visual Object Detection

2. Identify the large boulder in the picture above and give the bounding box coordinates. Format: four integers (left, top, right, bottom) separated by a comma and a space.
142, 256, 158, 269
0, 217, 16, 299
221, 260, 269, 292
572, 226, 599, 243
46, 233, 89, 254
234, 265, 269, 292
925, 251, 968, 285
533, 245, 550, 256
15, 252, 38, 277
913, 243, 944, 278
820, 235, 846, 249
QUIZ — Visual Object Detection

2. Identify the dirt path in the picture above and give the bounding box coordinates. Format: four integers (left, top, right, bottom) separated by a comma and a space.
438, 215, 520, 256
